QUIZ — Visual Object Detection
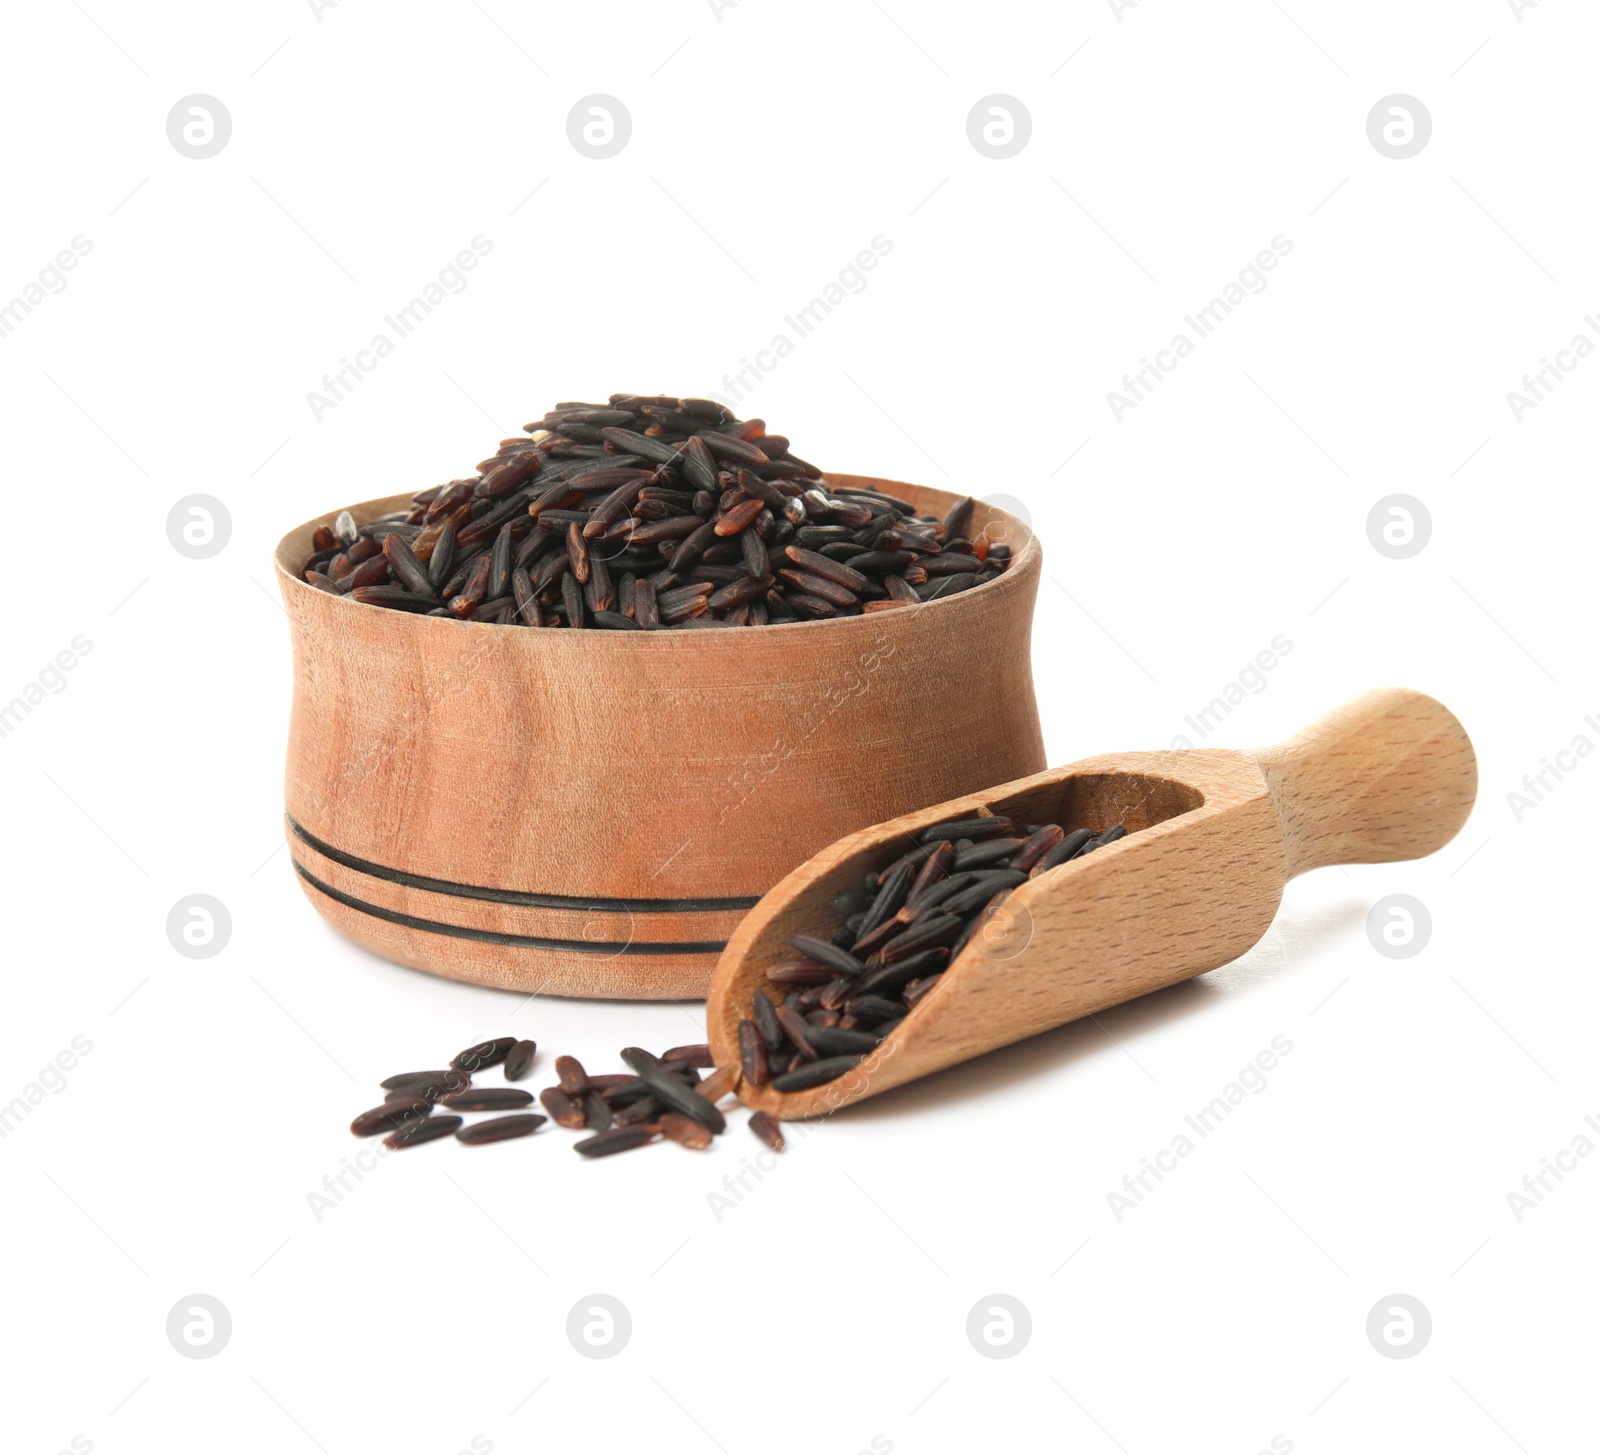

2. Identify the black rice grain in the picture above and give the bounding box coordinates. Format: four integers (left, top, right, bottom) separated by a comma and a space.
350, 1098, 434, 1137
749, 1111, 786, 1151
438, 1087, 535, 1112
456, 1113, 547, 1144
771, 1056, 865, 1091
661, 1043, 715, 1067
540, 1086, 587, 1129
383, 1115, 463, 1149
452, 1037, 517, 1071
380, 1068, 468, 1098
787, 934, 866, 978
555, 1055, 590, 1095
658, 1113, 714, 1149
502, 1040, 538, 1081
738, 1020, 770, 1085
642, 1072, 727, 1135
575, 1128, 658, 1158
806, 1026, 883, 1057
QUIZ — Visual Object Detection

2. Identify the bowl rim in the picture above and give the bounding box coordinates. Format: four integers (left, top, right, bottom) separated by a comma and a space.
272, 473, 1041, 642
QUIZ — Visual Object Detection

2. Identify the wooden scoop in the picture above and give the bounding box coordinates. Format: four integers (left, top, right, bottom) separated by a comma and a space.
707, 688, 1477, 1119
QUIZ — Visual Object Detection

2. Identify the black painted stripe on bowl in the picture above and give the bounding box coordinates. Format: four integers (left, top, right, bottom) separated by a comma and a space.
293, 862, 727, 956
286, 814, 760, 913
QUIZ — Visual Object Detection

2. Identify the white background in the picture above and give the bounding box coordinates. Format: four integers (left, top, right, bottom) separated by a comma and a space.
2, 2, 1595, 1452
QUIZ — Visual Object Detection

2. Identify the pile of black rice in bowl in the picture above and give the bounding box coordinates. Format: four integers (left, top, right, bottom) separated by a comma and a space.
300, 394, 1015, 629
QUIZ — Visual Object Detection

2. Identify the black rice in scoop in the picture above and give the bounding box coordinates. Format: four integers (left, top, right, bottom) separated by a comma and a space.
745, 817, 1131, 1092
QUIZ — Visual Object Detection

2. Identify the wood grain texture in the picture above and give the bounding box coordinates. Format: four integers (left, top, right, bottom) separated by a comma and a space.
707, 689, 1478, 1117
1254, 688, 1478, 877
275, 476, 1045, 999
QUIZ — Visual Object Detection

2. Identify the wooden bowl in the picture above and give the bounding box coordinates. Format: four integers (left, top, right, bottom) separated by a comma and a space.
274, 476, 1045, 999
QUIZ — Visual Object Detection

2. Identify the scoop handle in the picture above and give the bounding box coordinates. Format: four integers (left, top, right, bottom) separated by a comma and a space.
1252, 689, 1477, 879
